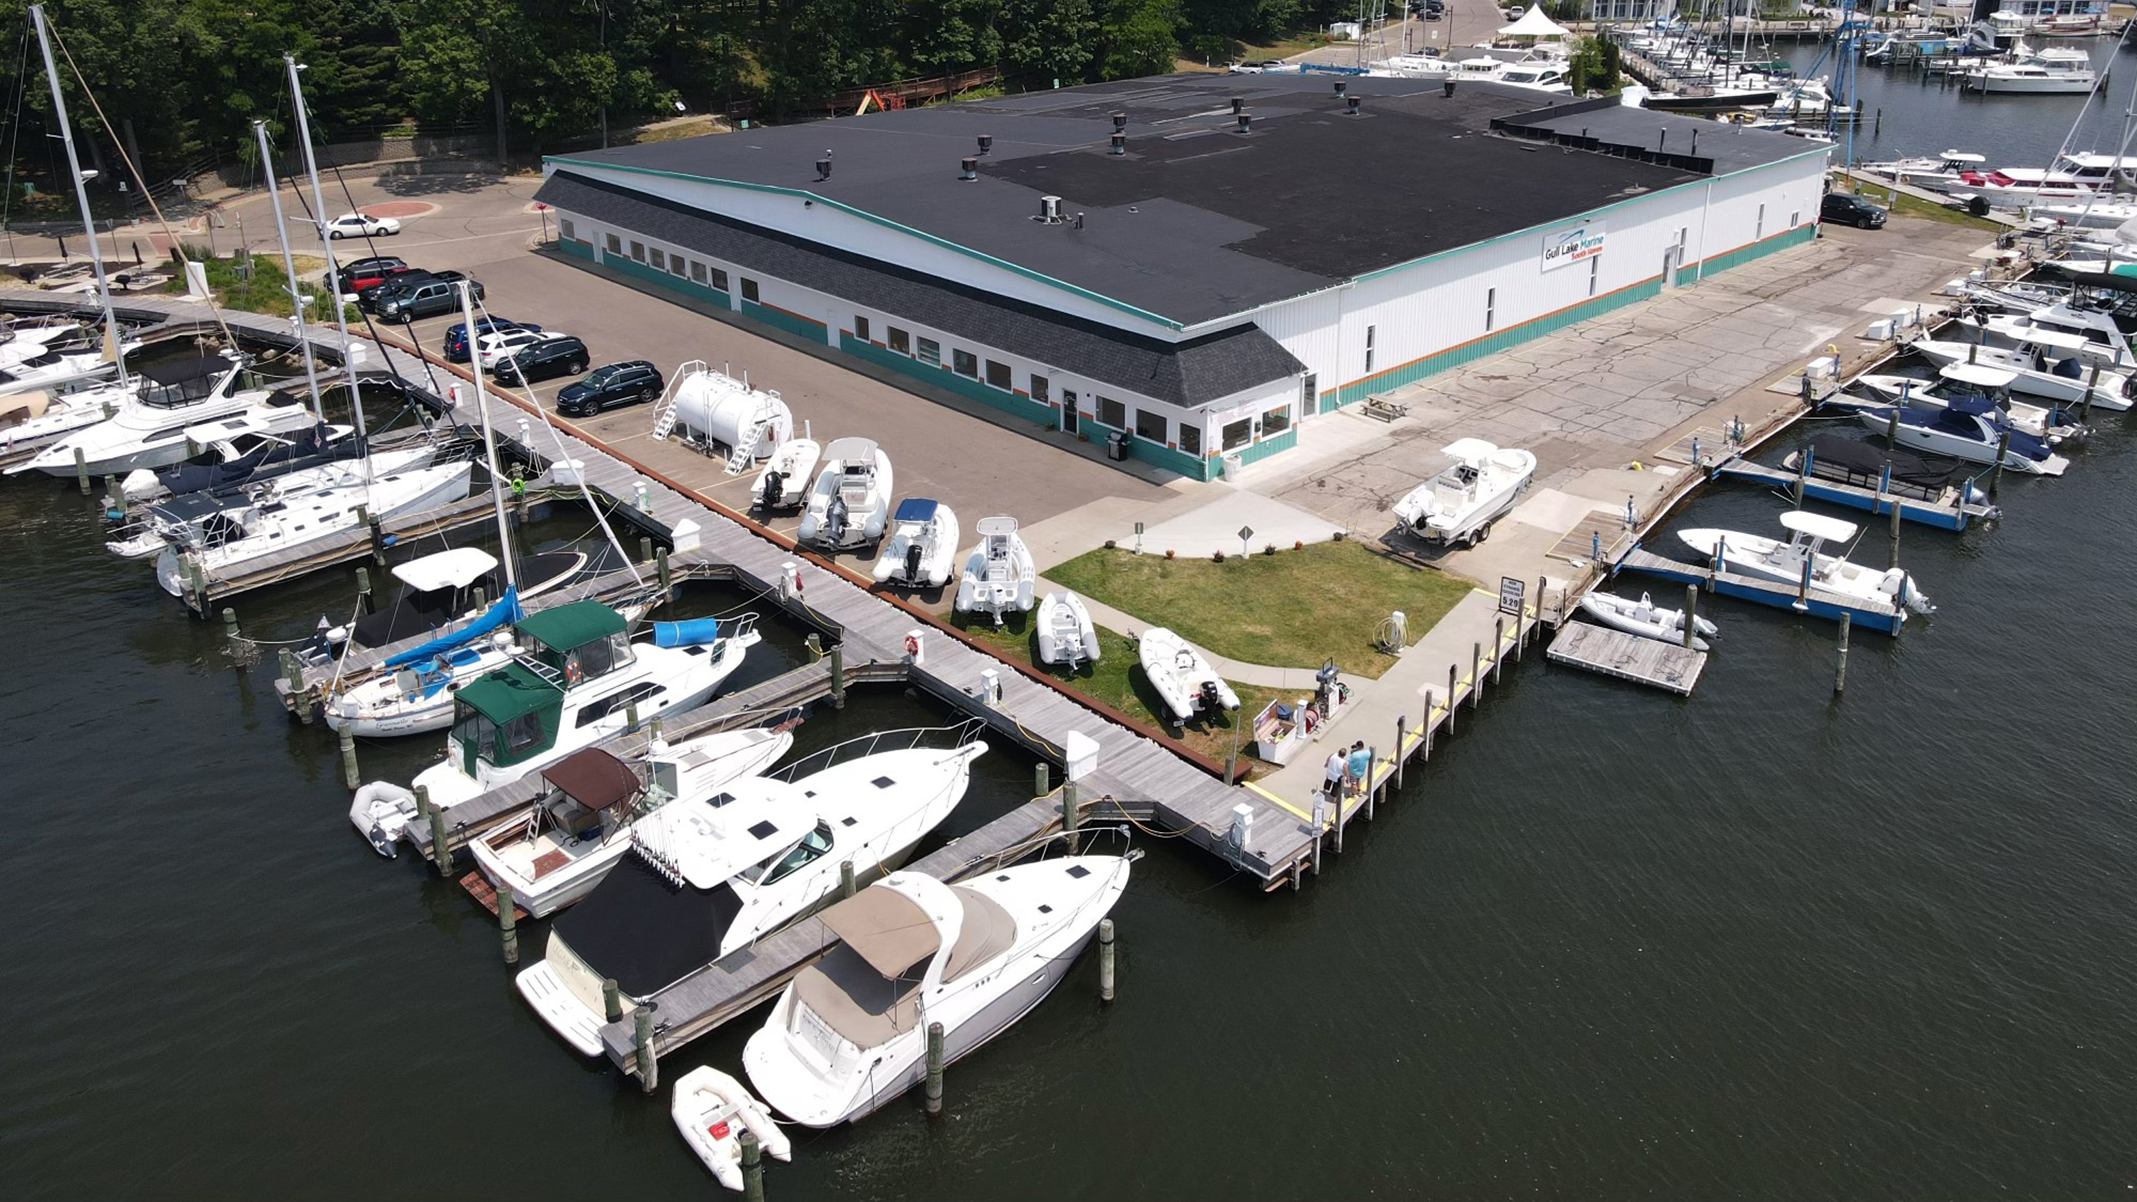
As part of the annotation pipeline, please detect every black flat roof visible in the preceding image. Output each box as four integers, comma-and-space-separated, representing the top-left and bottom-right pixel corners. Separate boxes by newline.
550, 73, 1819, 326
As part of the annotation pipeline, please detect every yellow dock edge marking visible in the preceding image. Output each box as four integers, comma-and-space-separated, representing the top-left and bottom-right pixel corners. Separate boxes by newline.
1245, 780, 1317, 823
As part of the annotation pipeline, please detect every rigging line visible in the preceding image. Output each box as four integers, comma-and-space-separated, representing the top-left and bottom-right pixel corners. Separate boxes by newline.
279, 167, 451, 407
48, 20, 236, 348
2, 21, 29, 235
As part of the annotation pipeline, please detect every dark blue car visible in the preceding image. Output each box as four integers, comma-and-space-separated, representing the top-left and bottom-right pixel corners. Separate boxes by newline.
443, 317, 541, 363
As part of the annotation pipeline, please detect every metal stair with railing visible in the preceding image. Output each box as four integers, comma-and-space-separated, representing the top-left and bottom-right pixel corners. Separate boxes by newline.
721, 390, 784, 475
649, 359, 706, 442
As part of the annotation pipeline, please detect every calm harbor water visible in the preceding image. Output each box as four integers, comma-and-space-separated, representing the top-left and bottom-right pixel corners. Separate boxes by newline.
8, 110, 2137, 1202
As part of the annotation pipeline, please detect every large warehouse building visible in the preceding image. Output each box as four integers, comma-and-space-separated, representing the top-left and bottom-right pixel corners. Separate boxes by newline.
535, 73, 1828, 480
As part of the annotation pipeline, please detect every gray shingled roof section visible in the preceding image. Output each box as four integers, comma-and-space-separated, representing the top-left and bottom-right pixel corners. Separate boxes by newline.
551, 73, 1800, 323
1491, 94, 1825, 174
536, 171, 1304, 408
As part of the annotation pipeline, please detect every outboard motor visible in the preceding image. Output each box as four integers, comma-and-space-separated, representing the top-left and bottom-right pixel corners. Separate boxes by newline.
824, 496, 848, 545
1197, 679, 1222, 714
759, 468, 783, 508
903, 542, 923, 583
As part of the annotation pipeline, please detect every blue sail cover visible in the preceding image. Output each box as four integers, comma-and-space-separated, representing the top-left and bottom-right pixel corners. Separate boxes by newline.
381, 587, 521, 668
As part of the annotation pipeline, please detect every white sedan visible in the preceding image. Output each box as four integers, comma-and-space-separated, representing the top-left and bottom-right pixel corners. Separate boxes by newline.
326, 212, 401, 239
476, 327, 558, 369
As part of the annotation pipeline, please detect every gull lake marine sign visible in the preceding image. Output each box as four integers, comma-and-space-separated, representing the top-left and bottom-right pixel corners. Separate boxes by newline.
1541, 220, 1607, 272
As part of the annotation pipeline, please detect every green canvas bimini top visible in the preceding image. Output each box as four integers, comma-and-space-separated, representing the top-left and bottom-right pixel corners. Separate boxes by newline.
457, 662, 561, 725
514, 600, 626, 653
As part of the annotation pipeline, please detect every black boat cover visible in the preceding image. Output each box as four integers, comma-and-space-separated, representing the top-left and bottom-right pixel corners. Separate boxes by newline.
550, 853, 744, 996
152, 424, 361, 497
1805, 432, 1954, 491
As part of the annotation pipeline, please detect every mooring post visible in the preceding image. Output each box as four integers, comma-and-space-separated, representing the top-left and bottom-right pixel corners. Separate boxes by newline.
1035, 761, 1049, 799
223, 607, 244, 671
498, 883, 519, 965
1683, 584, 1699, 651
1365, 744, 1378, 821
638, 535, 653, 566
1446, 665, 1458, 734
1990, 427, 2010, 497
624, 701, 639, 732
1470, 642, 1482, 709
428, 805, 451, 875
1334, 784, 1345, 855
1515, 599, 1526, 662
367, 515, 385, 565
740, 1129, 765, 1202
73, 445, 88, 494
633, 1006, 659, 1094
603, 977, 622, 1024
1061, 778, 1080, 845
656, 547, 672, 600
1885, 404, 1900, 445
185, 555, 209, 616
2083, 360, 2100, 423
1889, 492, 1902, 569
1797, 555, 1812, 609
278, 647, 298, 704
828, 642, 845, 709
355, 566, 373, 613
1492, 617, 1505, 684
839, 859, 856, 899
1422, 690, 1435, 761
1099, 917, 1116, 1003
1834, 612, 1851, 695
472, 586, 486, 611
1310, 799, 1325, 875
1395, 714, 1407, 791
925, 1021, 945, 1117
338, 726, 360, 790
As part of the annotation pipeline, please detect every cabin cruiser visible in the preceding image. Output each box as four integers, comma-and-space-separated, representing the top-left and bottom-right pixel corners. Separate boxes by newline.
1036, 591, 1101, 669
742, 855, 1132, 1127
952, 516, 1035, 623
1948, 153, 2137, 207
1391, 438, 1536, 547
872, 497, 959, 589
797, 437, 892, 549
8, 353, 310, 477
1954, 308, 2130, 366
1906, 337, 2131, 410
1968, 62, 2096, 94
1857, 396, 2068, 476
514, 726, 987, 1054
1677, 511, 1934, 617
1854, 365, 2084, 443
468, 728, 794, 919
117, 420, 358, 502
1138, 628, 1239, 724
347, 600, 762, 853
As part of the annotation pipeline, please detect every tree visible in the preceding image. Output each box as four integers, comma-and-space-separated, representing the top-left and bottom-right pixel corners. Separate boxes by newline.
1097, 0, 1179, 80
1001, 0, 1096, 86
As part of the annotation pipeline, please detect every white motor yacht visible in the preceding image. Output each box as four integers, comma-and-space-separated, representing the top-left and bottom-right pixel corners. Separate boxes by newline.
1857, 397, 2067, 475
8, 354, 309, 477
1907, 337, 2131, 410
1969, 63, 2096, 94
952, 516, 1035, 622
797, 437, 892, 549
1137, 627, 1238, 724
872, 497, 960, 589
1855, 366, 2083, 443
514, 726, 986, 1055
1677, 511, 1934, 616
468, 726, 794, 918
742, 855, 1132, 1127
1391, 438, 1537, 546
1860, 150, 1986, 190
348, 600, 762, 854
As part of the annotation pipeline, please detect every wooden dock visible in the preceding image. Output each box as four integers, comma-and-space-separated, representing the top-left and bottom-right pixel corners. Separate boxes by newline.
1546, 620, 1706, 696
1549, 509, 1636, 567
176, 492, 503, 613
1613, 546, 1908, 635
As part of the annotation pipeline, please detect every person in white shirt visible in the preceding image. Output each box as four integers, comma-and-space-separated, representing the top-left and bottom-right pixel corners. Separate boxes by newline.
1323, 749, 1347, 807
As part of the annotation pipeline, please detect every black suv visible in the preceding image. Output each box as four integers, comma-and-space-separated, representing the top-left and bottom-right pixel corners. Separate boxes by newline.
376, 272, 483, 323
357, 269, 434, 311
495, 334, 590, 384
556, 360, 663, 417
1821, 192, 1887, 230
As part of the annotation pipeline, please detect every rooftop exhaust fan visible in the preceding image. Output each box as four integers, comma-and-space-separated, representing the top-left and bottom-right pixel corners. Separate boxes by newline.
959, 156, 977, 181
1039, 195, 1063, 224
815, 157, 831, 181
1346, 95, 1361, 116
1230, 97, 1244, 115
1236, 112, 1252, 134
1443, 79, 1457, 98
1110, 131, 1126, 156
978, 133, 993, 155
1334, 80, 1348, 96
1112, 112, 1127, 131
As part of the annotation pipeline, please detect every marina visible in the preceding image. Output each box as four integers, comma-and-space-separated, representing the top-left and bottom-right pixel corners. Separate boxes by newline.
10, 9, 2137, 1198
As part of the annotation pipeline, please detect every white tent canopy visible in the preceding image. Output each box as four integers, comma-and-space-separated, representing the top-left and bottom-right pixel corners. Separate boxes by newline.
1500, 7, 1572, 39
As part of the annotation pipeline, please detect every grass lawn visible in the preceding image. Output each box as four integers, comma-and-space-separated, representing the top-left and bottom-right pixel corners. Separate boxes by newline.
952, 612, 1285, 771
1841, 178, 2003, 232
1045, 540, 1473, 678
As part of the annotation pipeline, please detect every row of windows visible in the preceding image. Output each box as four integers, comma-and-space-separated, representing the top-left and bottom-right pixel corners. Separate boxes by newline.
601, 230, 748, 298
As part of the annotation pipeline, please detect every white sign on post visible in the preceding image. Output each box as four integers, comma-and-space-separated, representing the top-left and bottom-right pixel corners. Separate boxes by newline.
1541, 219, 1607, 272
1498, 576, 1525, 616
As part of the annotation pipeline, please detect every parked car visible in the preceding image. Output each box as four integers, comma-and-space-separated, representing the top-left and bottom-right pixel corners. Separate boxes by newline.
443, 317, 540, 363
1821, 192, 1887, 229
357, 268, 437, 311
1231, 59, 1284, 73
326, 212, 401, 239
475, 326, 556, 369
338, 256, 408, 294
376, 272, 483, 322
556, 360, 663, 417
495, 335, 590, 385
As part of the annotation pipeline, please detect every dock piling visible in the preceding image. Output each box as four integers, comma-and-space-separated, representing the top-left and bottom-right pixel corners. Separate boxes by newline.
639, 536, 653, 567
222, 607, 243, 671
2082, 361, 2098, 422
73, 446, 88, 494
1683, 584, 1698, 651
624, 701, 639, 732
1795, 556, 1812, 611
1394, 715, 1407, 790
499, 883, 519, 965
185, 555, 208, 616
1493, 618, 1504, 684
1793, 448, 1808, 505
1310, 799, 1325, 875
828, 643, 845, 709
1061, 778, 1079, 845
603, 977, 622, 1023
1365, 744, 1378, 821
355, 566, 373, 613
839, 859, 856, 899
1470, 643, 1481, 709
278, 648, 298, 705
633, 1006, 658, 1094
1035, 762, 1049, 799
924, 1021, 945, 1117
740, 1129, 765, 1202
1098, 917, 1116, 1003
1888, 494, 1901, 569
656, 547, 672, 600
1991, 428, 2010, 497
1446, 666, 1457, 734
1834, 613, 1851, 695
1422, 691, 1434, 761
338, 726, 360, 790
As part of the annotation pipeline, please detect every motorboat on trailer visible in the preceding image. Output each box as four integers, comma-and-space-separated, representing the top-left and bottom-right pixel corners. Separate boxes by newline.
1676, 511, 1935, 617
752, 436, 819, 510
1856, 396, 2067, 476
1854, 365, 2085, 443
672, 1067, 793, 1190
1576, 591, 1718, 651
348, 600, 762, 854
7, 354, 310, 477
1905, 337, 2132, 410
953, 516, 1036, 623
1391, 438, 1536, 547
149, 459, 477, 597
797, 437, 892, 549
1035, 590, 1101, 669
515, 727, 986, 1055
742, 855, 1132, 1128
1860, 150, 1986, 190
1138, 627, 1239, 724
872, 497, 959, 589
118, 420, 358, 502
468, 728, 794, 919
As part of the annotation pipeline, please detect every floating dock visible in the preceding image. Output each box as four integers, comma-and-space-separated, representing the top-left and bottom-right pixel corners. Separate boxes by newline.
1546, 620, 1707, 695
1614, 547, 1907, 635
1710, 456, 1996, 532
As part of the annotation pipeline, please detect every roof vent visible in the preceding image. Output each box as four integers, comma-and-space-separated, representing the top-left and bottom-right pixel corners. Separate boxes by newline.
1112, 112, 1127, 132
1346, 95, 1361, 116
815, 156, 832, 181
977, 133, 993, 156
1109, 131, 1126, 156
1691, 129, 1699, 154
1334, 80, 1348, 96
1443, 79, 1457, 98
959, 156, 977, 181
1230, 97, 1245, 115
1039, 195, 1063, 224
1236, 111, 1252, 134
1657, 129, 1667, 151
1074, 212, 1085, 230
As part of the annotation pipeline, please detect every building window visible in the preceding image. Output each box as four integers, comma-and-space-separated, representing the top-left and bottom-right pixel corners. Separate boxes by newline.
1134, 409, 1166, 442
1300, 373, 1317, 411
917, 338, 940, 367
1756, 204, 1765, 240
1485, 287, 1496, 332
889, 327, 910, 355
711, 268, 729, 292
605, 233, 621, 255
953, 349, 979, 378
854, 315, 870, 343
1364, 324, 1376, 375
1262, 404, 1291, 436
1097, 396, 1126, 428
690, 261, 707, 285
670, 255, 687, 278
1221, 417, 1252, 451
741, 278, 760, 303
1790, 210, 1801, 229
1587, 255, 1599, 298
1180, 422, 1202, 456
559, 218, 576, 242
1030, 374, 1049, 403
985, 360, 1012, 390
649, 247, 665, 270
629, 240, 645, 262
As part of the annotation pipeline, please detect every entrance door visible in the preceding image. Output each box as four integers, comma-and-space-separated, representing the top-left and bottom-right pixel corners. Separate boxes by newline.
1061, 389, 1078, 434
1662, 245, 1682, 289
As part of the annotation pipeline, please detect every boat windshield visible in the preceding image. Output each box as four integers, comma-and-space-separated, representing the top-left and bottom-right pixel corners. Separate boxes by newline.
754, 821, 834, 887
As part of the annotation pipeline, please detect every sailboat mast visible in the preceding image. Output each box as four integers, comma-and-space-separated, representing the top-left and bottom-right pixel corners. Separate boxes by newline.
251, 121, 325, 422
28, 4, 124, 385
456, 279, 517, 592
284, 53, 367, 443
